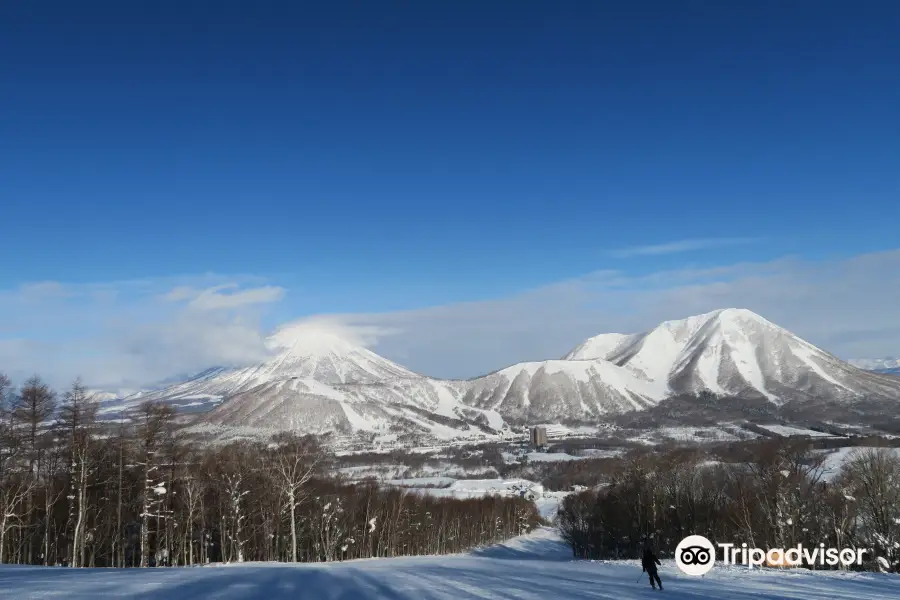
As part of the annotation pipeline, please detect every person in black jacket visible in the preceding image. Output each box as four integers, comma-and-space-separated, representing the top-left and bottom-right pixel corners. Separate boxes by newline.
642, 546, 663, 590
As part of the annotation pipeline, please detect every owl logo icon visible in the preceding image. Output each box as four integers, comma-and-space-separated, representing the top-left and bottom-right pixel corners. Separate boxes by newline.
675, 535, 716, 575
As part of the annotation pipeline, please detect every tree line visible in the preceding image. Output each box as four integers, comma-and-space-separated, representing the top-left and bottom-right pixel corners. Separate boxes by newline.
0, 374, 540, 567
557, 438, 900, 572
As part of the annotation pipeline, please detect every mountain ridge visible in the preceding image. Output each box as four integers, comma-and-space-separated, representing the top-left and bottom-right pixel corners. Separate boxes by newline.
848, 357, 900, 372
101, 308, 900, 438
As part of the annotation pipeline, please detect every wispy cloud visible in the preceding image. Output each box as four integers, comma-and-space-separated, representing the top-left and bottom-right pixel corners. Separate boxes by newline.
0, 276, 284, 390
320, 249, 900, 379
610, 237, 760, 258
16, 281, 72, 300
164, 283, 285, 310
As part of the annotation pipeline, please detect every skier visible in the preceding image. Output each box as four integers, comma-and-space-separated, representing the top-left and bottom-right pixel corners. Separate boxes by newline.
642, 545, 663, 590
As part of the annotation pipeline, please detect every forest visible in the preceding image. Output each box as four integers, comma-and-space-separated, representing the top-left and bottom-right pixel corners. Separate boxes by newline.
0, 374, 539, 567
557, 438, 900, 572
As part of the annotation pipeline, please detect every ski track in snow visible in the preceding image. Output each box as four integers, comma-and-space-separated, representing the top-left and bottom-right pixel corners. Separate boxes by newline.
2, 527, 896, 599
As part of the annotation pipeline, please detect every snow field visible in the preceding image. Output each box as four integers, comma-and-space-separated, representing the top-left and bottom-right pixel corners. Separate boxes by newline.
758, 424, 837, 438
626, 424, 759, 444
502, 451, 586, 463
384, 477, 569, 523
2, 527, 896, 599
817, 446, 900, 481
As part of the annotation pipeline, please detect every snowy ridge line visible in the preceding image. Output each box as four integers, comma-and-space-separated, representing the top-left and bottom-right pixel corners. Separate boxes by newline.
849, 357, 900, 370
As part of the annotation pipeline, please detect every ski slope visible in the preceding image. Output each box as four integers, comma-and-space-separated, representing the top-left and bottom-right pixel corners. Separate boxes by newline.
2, 527, 896, 599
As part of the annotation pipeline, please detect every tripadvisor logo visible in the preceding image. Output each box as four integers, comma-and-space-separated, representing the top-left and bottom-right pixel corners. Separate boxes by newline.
675, 535, 716, 576
674, 535, 869, 575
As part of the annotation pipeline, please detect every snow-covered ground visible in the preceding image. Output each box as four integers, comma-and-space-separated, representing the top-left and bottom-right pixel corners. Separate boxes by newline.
758, 424, 836, 438
384, 477, 568, 522
385, 476, 457, 488
502, 451, 586, 463
580, 448, 625, 458
405, 478, 542, 499
337, 462, 499, 482
818, 446, 900, 481
627, 425, 759, 445
3, 527, 896, 599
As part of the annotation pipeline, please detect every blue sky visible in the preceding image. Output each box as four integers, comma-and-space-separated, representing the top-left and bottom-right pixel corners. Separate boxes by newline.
1, 2, 899, 387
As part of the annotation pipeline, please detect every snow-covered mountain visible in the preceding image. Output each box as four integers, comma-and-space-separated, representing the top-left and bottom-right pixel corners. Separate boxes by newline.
126, 322, 498, 438
848, 357, 900, 370
125, 308, 900, 438
848, 357, 900, 377
460, 359, 664, 423
564, 309, 900, 403
88, 388, 144, 403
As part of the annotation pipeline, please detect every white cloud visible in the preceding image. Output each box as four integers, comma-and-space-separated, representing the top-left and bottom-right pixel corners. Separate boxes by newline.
0, 277, 284, 390
326, 249, 900, 379
609, 237, 759, 258
271, 315, 398, 350
16, 281, 72, 300
1, 249, 899, 391
164, 283, 285, 310
162, 286, 197, 302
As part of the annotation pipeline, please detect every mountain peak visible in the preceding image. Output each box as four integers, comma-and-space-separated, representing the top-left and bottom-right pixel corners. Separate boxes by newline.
655, 308, 776, 334
712, 307, 776, 325
564, 308, 776, 362
258, 320, 417, 384
713, 307, 761, 320
562, 307, 898, 402
268, 321, 368, 358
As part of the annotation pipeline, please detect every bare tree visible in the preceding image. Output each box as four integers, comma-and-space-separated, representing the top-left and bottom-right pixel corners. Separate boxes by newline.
0, 474, 33, 563
270, 433, 321, 562
180, 464, 204, 566
135, 401, 174, 567
39, 438, 65, 565
13, 376, 56, 472
215, 444, 257, 563
0, 372, 544, 567
841, 448, 900, 571
0, 374, 10, 419
11, 376, 56, 563
0, 377, 30, 564
58, 379, 99, 567
110, 416, 130, 568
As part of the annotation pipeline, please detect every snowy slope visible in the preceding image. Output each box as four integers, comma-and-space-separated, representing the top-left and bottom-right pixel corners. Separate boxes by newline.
462, 359, 664, 423
202, 375, 488, 439
564, 333, 638, 361
3, 527, 897, 600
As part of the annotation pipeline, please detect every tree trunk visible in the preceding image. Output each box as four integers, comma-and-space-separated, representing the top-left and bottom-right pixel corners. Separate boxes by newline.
289, 490, 297, 562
